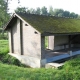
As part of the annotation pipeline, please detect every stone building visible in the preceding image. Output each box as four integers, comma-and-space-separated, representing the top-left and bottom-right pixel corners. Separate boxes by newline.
5, 13, 80, 68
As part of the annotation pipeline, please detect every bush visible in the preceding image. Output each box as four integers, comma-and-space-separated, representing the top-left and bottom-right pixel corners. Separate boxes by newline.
2, 54, 26, 67
0, 40, 26, 67
63, 55, 80, 70
0, 33, 8, 40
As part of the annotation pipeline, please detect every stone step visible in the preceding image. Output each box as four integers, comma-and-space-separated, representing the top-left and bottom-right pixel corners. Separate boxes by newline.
45, 62, 64, 68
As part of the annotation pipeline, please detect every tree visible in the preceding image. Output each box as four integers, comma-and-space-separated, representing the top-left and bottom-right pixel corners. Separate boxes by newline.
41, 6, 48, 15
0, 0, 10, 37
78, 15, 80, 19
49, 6, 54, 16
15, 6, 79, 18
74, 14, 78, 18
26, 9, 30, 14
53, 9, 64, 17
58, 13, 64, 17
15, 7, 27, 13
15, 7, 36, 14
70, 12, 78, 18
58, 9, 64, 17
0, 0, 10, 27
36, 7, 41, 15
30, 8, 36, 14
63, 11, 70, 17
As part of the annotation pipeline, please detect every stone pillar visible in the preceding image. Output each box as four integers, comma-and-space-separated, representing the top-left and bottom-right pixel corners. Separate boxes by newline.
48, 36, 54, 50
41, 36, 45, 59
41, 36, 47, 67
68, 51, 72, 56
8, 28, 14, 53
8, 30, 12, 53
40, 59, 47, 67
20, 20, 23, 55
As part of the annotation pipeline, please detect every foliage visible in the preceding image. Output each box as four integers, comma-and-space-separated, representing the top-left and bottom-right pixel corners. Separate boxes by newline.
0, 0, 10, 27
0, 33, 8, 39
0, 56, 80, 80
30, 8, 36, 14
63, 11, 70, 17
0, 28, 8, 39
49, 6, 54, 16
0, 40, 26, 67
41, 6, 48, 15
53, 9, 64, 17
36, 7, 41, 15
2, 54, 27, 67
15, 6, 79, 18
15, 7, 27, 13
70, 12, 78, 18
45, 36, 48, 48
63, 55, 80, 70
0, 0, 10, 37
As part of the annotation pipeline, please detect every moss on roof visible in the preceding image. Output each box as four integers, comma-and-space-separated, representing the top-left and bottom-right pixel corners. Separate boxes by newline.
17, 13, 80, 34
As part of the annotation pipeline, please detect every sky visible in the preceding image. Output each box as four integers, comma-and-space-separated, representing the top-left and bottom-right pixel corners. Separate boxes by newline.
8, 0, 80, 14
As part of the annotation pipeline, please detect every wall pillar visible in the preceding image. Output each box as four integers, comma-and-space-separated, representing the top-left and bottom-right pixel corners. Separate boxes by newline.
41, 36, 45, 59
41, 36, 47, 67
20, 20, 23, 55
69, 35, 71, 50
8, 31, 12, 53
9, 28, 14, 53
40, 59, 47, 67
48, 36, 54, 50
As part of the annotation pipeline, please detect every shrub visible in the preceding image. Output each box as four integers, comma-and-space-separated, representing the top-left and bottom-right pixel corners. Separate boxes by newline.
2, 54, 26, 67
0, 40, 26, 67
63, 55, 80, 70
0, 34, 8, 40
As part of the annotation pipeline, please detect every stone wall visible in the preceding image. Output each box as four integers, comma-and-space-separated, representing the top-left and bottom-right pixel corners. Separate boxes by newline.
48, 36, 69, 50
22, 21, 41, 59
8, 18, 46, 67
11, 19, 20, 54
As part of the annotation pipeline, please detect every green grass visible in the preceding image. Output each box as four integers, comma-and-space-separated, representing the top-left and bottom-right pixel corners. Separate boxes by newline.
0, 64, 56, 80
0, 40, 9, 55
0, 57, 80, 80
0, 40, 26, 67
0, 40, 80, 80
45, 36, 48, 48
63, 56, 80, 70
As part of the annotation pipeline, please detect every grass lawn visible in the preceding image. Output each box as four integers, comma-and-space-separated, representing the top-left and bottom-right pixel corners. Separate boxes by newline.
0, 63, 57, 80
0, 40, 80, 80
0, 57, 80, 80
0, 40, 9, 55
